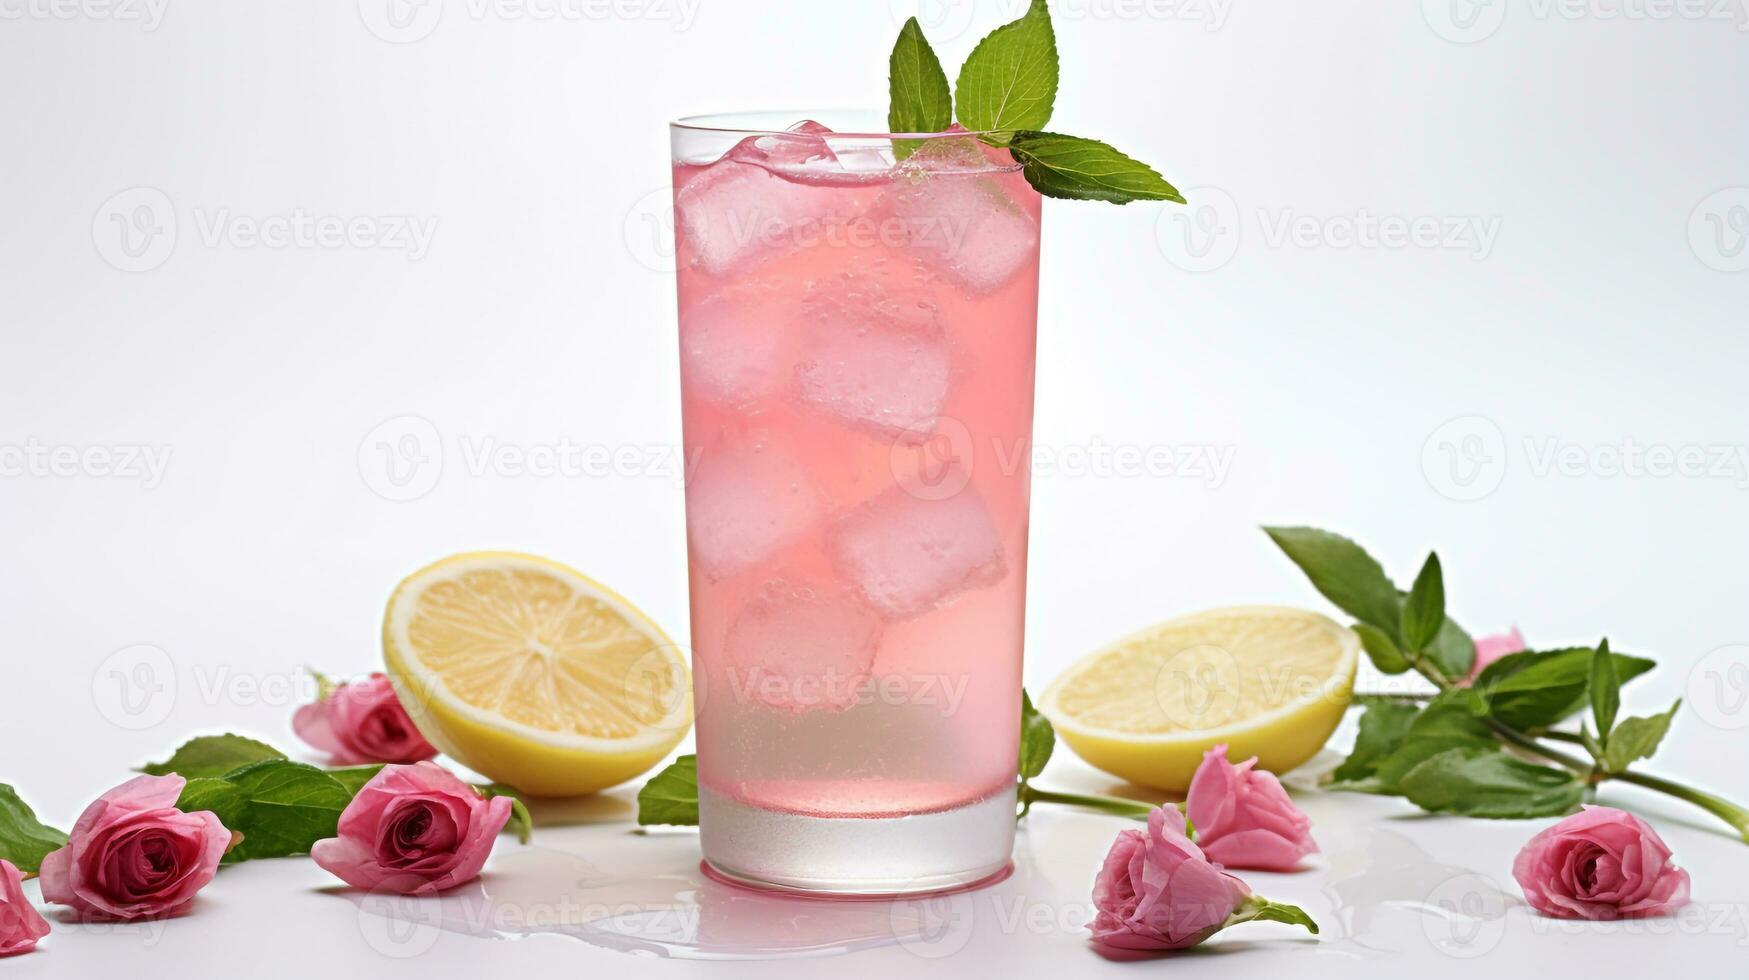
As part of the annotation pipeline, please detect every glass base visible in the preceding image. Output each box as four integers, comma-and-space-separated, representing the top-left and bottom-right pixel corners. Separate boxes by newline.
698, 784, 1017, 896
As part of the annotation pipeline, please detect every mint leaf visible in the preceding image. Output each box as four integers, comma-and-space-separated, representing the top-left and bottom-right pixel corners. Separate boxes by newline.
1352, 624, 1409, 674
1399, 746, 1583, 818
1330, 700, 1420, 786
1019, 689, 1055, 780
1004, 132, 1184, 204
1473, 647, 1654, 730
1226, 894, 1319, 935
1365, 694, 1499, 790
327, 765, 384, 797
478, 784, 534, 844
1425, 616, 1477, 683
1401, 553, 1445, 654
889, 17, 952, 140
954, 0, 1057, 134
1264, 527, 1404, 640
219, 760, 352, 861
637, 755, 699, 827
1601, 700, 1680, 774
140, 734, 287, 778
0, 784, 68, 874
176, 777, 251, 833
1590, 639, 1620, 741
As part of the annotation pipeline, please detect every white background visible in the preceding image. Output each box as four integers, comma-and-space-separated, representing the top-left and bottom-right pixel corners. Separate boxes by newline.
3, 1, 1748, 977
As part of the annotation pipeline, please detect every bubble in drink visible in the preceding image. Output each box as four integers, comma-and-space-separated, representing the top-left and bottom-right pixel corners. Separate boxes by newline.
685, 440, 820, 580
795, 287, 951, 440
828, 477, 1005, 620
724, 576, 882, 713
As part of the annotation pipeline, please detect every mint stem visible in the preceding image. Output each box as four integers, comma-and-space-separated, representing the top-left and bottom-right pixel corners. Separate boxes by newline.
1608, 770, 1749, 844
1022, 785, 1158, 820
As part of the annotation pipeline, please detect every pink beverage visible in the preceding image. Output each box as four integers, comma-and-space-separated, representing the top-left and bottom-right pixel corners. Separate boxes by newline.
670, 113, 1040, 894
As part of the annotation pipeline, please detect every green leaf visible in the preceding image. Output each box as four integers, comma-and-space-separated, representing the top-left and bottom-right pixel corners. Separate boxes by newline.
1226, 895, 1320, 935
1601, 701, 1680, 774
1368, 695, 1500, 790
1264, 527, 1404, 642
1019, 689, 1056, 781
889, 17, 953, 156
1399, 746, 1584, 819
175, 777, 251, 832
1401, 553, 1445, 654
140, 734, 287, 778
954, 0, 1057, 134
1424, 616, 1477, 683
637, 755, 699, 827
1353, 624, 1409, 674
478, 784, 534, 844
1590, 639, 1620, 741
327, 765, 385, 797
1004, 131, 1184, 204
0, 784, 69, 874
1473, 647, 1654, 730
219, 760, 352, 861
1330, 701, 1420, 786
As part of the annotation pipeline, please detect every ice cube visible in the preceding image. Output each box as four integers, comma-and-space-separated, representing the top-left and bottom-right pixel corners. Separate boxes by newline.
886, 172, 1039, 293
794, 287, 951, 440
675, 161, 838, 277
685, 441, 819, 580
827, 478, 1005, 620
724, 576, 882, 712
679, 291, 793, 408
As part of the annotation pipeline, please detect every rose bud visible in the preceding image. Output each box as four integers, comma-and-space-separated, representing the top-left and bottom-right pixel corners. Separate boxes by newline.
0, 860, 51, 956
39, 775, 228, 921
311, 762, 512, 895
294, 672, 438, 766
1088, 805, 1251, 951
1461, 627, 1526, 685
1185, 744, 1317, 871
1512, 806, 1691, 920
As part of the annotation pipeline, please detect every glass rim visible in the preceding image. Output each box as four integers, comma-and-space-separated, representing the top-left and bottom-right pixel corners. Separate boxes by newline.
671, 109, 1002, 141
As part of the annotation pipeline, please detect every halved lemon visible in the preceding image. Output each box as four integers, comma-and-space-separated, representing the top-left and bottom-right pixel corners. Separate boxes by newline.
383, 552, 691, 797
1039, 606, 1358, 792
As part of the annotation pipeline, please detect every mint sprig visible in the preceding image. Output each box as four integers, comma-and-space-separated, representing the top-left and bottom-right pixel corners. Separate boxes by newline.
886, 1, 1182, 206
1271, 526, 1749, 841
140, 733, 287, 778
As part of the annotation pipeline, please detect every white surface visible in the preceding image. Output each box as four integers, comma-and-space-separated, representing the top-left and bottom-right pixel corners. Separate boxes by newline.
4, 1, 1749, 977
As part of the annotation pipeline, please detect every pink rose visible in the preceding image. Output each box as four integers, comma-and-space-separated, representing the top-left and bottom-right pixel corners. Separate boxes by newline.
1462, 627, 1526, 685
311, 762, 511, 895
294, 673, 438, 766
0, 860, 50, 957
1186, 744, 1317, 871
1512, 806, 1691, 920
1088, 805, 1252, 951
39, 774, 228, 921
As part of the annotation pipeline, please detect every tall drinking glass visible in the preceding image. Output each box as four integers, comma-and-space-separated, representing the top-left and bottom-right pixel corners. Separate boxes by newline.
670, 111, 1041, 894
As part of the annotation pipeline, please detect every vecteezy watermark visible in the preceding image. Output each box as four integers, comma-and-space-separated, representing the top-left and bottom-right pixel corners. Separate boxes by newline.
1424, 0, 1749, 43
1157, 189, 1502, 272
724, 667, 972, 717
0, 439, 173, 488
1689, 188, 1749, 273
1688, 644, 1749, 731
1422, 415, 1509, 503
888, 0, 1234, 40
1422, 417, 1749, 501
357, 0, 702, 42
92, 188, 438, 271
91, 644, 178, 730
624, 186, 676, 274
889, 421, 1238, 499
357, 415, 702, 502
0, 0, 170, 30
1420, 872, 1510, 958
